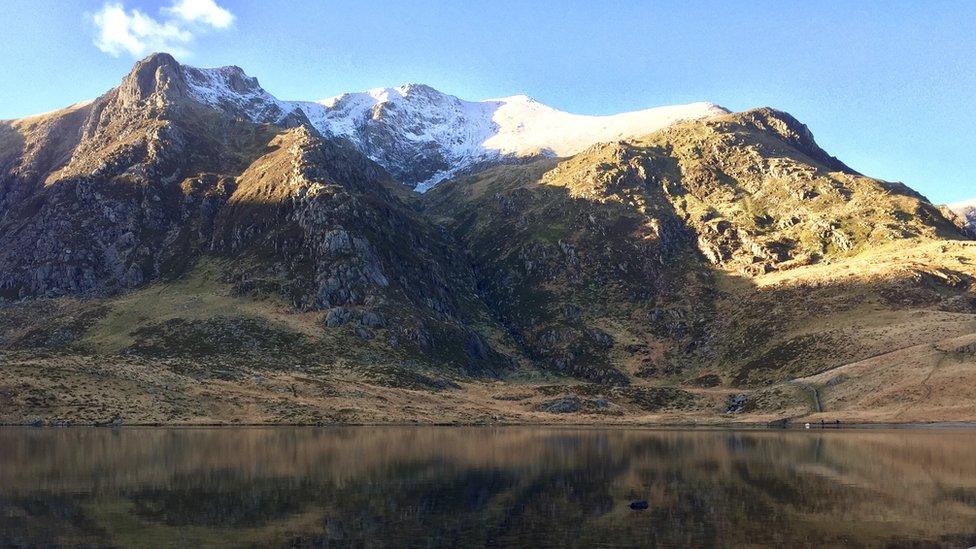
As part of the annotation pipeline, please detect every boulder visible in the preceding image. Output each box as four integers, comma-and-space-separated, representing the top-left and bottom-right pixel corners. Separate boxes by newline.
540, 395, 582, 414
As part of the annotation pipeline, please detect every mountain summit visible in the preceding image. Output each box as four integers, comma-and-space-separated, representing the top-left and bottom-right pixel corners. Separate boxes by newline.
100, 54, 726, 191
291, 86, 726, 190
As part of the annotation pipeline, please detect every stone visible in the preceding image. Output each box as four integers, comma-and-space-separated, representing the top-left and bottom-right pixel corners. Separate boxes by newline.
324, 307, 353, 327
726, 393, 748, 413
687, 373, 722, 388
465, 332, 488, 361
587, 328, 614, 349
540, 395, 582, 414
360, 310, 386, 328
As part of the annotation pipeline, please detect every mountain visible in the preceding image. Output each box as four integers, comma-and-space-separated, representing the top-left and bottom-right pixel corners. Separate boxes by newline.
0, 53, 509, 375
1, 53, 974, 426
950, 198, 976, 234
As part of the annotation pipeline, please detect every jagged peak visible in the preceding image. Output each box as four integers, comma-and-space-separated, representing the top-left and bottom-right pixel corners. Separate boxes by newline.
394, 83, 441, 96
132, 52, 181, 71
183, 64, 262, 93
949, 198, 976, 235
355, 83, 460, 105
719, 107, 857, 174
116, 51, 187, 107
14, 56, 745, 192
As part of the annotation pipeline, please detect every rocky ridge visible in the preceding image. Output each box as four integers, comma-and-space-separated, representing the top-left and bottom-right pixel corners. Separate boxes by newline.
73, 56, 725, 191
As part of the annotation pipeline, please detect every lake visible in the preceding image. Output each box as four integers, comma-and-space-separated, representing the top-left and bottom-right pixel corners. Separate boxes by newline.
1, 426, 975, 547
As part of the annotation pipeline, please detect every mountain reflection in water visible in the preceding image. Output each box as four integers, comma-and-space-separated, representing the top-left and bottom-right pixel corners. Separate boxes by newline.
1, 427, 975, 547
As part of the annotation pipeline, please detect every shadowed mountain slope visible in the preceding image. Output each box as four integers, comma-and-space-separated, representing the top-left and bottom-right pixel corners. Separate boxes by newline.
423, 108, 973, 389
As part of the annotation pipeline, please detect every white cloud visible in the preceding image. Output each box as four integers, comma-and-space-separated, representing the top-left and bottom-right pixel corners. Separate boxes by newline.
90, 0, 235, 58
165, 0, 234, 29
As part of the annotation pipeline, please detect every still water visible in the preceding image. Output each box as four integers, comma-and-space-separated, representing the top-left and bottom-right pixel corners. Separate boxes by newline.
1, 426, 975, 547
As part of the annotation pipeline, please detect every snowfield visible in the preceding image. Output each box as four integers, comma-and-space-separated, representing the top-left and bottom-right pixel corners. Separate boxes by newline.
181, 65, 726, 191
949, 198, 976, 231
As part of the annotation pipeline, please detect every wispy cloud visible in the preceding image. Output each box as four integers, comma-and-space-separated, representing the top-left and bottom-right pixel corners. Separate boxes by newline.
165, 0, 234, 29
90, 0, 235, 58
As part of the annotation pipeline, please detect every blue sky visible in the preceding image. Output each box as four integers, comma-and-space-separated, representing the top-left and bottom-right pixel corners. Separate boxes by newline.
1, 0, 973, 203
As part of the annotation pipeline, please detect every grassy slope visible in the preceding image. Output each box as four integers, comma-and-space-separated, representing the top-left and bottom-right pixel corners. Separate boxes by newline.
2, 240, 974, 425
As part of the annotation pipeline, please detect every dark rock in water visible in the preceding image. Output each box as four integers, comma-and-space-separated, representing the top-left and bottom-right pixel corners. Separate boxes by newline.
629, 500, 649, 510
540, 395, 582, 414
726, 393, 748, 413
93, 415, 125, 427
25, 419, 43, 427
767, 418, 790, 428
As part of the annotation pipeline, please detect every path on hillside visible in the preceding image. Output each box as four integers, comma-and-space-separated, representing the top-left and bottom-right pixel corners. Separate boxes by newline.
893, 344, 948, 420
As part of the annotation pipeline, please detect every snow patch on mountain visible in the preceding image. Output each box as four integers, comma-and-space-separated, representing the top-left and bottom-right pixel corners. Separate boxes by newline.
292, 85, 726, 191
481, 95, 723, 157
175, 63, 726, 191
949, 198, 976, 233
182, 65, 296, 124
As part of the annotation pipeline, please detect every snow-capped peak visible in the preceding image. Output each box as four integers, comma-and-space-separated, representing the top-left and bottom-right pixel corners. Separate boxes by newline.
949, 197, 976, 211
182, 65, 297, 125
175, 59, 727, 191
292, 85, 726, 191
949, 197, 976, 233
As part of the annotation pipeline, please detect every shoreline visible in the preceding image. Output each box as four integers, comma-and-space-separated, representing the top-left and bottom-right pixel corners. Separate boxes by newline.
4, 420, 976, 429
